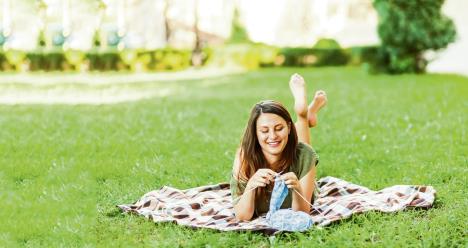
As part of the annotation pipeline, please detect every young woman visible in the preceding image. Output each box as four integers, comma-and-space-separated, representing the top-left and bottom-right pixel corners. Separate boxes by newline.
230, 73, 327, 221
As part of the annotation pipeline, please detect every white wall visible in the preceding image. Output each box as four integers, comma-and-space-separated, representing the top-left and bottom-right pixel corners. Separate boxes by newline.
427, 0, 468, 76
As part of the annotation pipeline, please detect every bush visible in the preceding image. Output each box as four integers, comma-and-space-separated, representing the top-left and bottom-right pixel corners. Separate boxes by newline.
86, 49, 123, 71
313, 38, 341, 49
255, 44, 279, 67
207, 44, 261, 70
64, 49, 86, 71
140, 48, 191, 71
1, 48, 192, 72
28, 49, 84, 71
279, 43, 349, 67
0, 49, 11, 70
5, 50, 27, 71
347, 46, 380, 67
373, 0, 456, 74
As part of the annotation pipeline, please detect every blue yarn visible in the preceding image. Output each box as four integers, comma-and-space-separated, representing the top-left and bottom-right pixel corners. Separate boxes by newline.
266, 176, 313, 232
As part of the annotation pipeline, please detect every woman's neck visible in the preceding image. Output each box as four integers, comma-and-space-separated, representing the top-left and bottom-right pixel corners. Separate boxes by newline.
263, 152, 281, 170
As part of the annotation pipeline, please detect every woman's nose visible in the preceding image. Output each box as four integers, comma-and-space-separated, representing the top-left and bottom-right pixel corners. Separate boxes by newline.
269, 130, 278, 138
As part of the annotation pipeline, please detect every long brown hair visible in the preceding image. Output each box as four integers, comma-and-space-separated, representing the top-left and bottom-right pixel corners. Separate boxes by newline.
236, 100, 298, 202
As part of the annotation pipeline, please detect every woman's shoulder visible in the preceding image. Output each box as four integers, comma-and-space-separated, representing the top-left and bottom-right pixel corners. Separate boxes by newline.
297, 142, 316, 157
293, 142, 319, 179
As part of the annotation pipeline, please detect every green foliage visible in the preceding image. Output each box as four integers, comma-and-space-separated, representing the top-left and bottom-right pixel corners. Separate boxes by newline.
139, 48, 191, 71
156, 49, 191, 71
27, 49, 67, 71
87, 49, 123, 71
313, 38, 341, 49
84, 48, 192, 72
346, 46, 381, 69
373, 0, 456, 73
5, 50, 27, 71
0, 48, 192, 72
228, 9, 250, 44
0, 49, 7, 70
37, 30, 47, 48
279, 45, 349, 67
280, 47, 315, 66
207, 44, 261, 69
64, 49, 86, 71
256, 44, 280, 67
207, 43, 279, 69
92, 30, 102, 48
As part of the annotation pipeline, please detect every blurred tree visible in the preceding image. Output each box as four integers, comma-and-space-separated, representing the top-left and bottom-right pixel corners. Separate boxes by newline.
228, 8, 250, 44
92, 0, 107, 48
164, 0, 172, 45
191, 0, 203, 67
36, 0, 47, 46
373, 0, 456, 73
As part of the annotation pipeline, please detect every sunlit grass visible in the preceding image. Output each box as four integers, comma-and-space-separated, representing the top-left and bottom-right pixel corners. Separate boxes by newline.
0, 67, 466, 247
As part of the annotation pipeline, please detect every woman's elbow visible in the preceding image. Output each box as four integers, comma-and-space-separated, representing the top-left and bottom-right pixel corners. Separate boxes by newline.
233, 208, 253, 221
234, 213, 252, 221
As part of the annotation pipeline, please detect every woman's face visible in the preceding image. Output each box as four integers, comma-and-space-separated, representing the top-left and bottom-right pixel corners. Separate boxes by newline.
256, 113, 290, 158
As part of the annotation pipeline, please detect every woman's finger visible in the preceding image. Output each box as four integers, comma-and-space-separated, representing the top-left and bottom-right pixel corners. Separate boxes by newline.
280, 173, 291, 180
257, 177, 269, 185
281, 172, 297, 181
263, 169, 277, 176
257, 170, 268, 178
259, 173, 274, 182
285, 179, 295, 185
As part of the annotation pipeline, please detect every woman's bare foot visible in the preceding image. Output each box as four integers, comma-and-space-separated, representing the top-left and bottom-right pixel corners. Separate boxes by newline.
289, 73, 308, 118
308, 90, 327, 127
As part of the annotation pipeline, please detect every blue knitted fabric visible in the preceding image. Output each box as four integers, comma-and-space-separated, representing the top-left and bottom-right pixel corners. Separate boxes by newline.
265, 176, 313, 232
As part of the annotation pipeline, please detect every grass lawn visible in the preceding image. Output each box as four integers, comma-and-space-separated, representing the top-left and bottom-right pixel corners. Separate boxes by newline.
0, 67, 466, 247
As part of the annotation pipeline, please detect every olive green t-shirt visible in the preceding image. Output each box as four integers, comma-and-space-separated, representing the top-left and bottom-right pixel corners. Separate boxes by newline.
230, 142, 319, 216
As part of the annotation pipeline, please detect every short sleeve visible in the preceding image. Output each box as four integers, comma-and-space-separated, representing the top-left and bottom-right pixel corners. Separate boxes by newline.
296, 142, 319, 179
230, 174, 247, 204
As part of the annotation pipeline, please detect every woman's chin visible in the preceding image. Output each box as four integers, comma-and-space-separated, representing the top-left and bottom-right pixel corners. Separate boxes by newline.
263, 147, 284, 156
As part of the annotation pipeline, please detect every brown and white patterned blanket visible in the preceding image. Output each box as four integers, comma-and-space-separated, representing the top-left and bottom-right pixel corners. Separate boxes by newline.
117, 176, 435, 232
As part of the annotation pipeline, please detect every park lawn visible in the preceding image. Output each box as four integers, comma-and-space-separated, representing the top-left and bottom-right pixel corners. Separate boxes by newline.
0, 67, 466, 247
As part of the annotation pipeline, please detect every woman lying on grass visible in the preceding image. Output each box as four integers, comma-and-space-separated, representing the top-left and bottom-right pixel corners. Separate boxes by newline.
230, 73, 327, 221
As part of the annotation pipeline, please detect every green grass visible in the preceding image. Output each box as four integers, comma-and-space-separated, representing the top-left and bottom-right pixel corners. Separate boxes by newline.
0, 67, 467, 247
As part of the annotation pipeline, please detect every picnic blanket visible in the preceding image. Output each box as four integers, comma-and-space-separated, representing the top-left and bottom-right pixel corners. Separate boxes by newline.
117, 176, 435, 232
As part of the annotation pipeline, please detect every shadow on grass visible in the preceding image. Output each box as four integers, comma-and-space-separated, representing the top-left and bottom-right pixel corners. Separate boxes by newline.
431, 197, 444, 209
105, 208, 125, 218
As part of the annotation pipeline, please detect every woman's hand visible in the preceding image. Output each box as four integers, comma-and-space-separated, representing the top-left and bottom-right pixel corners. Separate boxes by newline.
246, 169, 276, 190
280, 172, 302, 191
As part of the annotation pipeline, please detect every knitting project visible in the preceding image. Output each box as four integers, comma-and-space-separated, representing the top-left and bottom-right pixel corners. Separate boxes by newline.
265, 176, 313, 231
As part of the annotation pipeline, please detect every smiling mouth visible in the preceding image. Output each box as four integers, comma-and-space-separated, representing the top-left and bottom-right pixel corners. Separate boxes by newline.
267, 141, 281, 147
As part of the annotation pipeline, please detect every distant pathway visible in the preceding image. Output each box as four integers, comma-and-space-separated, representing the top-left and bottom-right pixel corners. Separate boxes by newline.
0, 67, 245, 105
0, 68, 245, 105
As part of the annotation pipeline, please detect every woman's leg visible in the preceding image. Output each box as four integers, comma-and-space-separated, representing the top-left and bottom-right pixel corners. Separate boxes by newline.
304, 91, 327, 146
308, 91, 327, 128
289, 74, 327, 146
289, 74, 310, 145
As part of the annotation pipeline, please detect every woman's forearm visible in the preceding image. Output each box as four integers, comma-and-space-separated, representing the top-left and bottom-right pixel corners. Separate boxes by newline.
291, 186, 313, 213
233, 189, 256, 221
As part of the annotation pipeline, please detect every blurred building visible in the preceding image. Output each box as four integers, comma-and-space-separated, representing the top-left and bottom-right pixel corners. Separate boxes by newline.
237, 0, 378, 47
0, 0, 466, 75
426, 0, 468, 76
